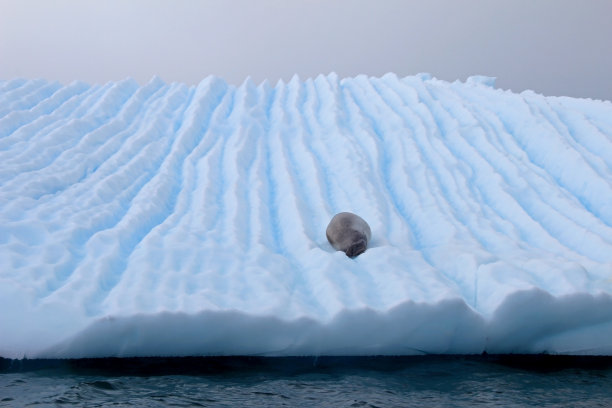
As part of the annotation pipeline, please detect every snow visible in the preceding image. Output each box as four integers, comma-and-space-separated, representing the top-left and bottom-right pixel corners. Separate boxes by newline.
1, 73, 612, 359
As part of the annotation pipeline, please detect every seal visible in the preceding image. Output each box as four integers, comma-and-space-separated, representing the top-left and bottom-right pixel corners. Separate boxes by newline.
326, 212, 371, 257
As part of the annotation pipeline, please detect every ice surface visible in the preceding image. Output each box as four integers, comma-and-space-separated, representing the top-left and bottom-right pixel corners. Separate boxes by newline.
466, 75, 496, 88
1, 73, 612, 358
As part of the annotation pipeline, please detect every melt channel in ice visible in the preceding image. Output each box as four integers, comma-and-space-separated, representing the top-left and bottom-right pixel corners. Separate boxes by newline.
1, 73, 612, 358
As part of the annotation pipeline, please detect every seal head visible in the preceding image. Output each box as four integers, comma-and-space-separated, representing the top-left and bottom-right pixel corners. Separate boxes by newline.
326, 212, 371, 258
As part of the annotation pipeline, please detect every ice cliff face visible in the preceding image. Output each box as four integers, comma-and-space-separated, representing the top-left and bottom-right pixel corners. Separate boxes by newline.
1, 73, 612, 358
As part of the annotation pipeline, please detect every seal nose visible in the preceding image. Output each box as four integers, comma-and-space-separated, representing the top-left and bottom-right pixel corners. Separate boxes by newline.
345, 240, 366, 258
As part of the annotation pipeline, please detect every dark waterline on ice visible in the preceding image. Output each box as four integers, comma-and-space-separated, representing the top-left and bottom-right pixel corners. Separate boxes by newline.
2, 355, 612, 407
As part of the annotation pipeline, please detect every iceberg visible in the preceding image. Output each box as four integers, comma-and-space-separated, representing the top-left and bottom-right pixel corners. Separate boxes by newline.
1, 73, 612, 358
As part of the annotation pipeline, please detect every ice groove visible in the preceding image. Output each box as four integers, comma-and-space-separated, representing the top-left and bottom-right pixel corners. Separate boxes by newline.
424, 81, 585, 258
453, 84, 612, 259
2, 75, 612, 358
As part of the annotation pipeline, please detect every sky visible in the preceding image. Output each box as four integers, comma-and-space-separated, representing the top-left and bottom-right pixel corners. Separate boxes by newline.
1, 0, 611, 101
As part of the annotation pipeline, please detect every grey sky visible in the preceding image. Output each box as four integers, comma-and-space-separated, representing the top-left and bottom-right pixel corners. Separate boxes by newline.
1, 0, 611, 100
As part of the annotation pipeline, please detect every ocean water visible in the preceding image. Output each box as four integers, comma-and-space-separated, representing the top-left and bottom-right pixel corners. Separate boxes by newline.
1, 356, 611, 407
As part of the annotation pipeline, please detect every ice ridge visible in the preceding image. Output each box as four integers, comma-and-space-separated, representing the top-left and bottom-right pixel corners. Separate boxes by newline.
1, 74, 612, 358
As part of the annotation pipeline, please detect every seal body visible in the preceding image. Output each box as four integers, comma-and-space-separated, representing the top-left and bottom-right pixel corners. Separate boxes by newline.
326, 212, 371, 257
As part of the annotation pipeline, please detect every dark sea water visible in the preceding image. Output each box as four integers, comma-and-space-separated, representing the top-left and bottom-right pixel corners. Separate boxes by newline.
1, 356, 612, 407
